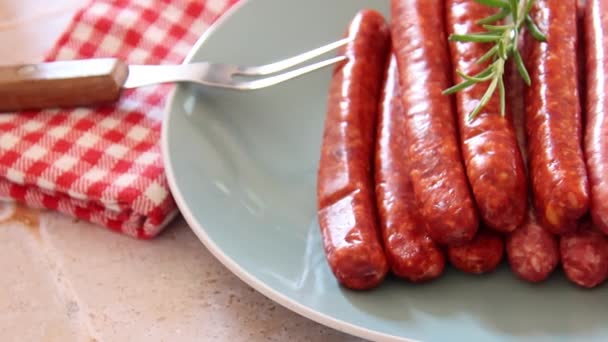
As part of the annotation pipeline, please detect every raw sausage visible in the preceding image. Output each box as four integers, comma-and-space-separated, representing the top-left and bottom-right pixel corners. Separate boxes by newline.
561, 0, 608, 289
316, 10, 390, 290
525, 0, 589, 235
444, 0, 512, 274
584, 0, 608, 235
445, 0, 527, 233
561, 221, 608, 288
390, 0, 479, 246
375, 54, 446, 282
448, 228, 504, 275
526, 0, 589, 235
506, 210, 560, 282
505, 57, 560, 283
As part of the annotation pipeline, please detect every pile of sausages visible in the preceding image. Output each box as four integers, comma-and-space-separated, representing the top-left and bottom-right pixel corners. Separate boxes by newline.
316, 0, 608, 290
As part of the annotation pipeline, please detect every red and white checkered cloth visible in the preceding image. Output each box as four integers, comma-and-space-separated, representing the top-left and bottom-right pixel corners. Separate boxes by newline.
1, 0, 238, 238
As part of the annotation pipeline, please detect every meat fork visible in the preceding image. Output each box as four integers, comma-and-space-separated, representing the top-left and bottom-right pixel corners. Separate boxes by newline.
0, 37, 351, 112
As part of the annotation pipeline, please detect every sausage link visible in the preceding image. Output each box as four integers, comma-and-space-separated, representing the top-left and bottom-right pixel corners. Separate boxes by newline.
584, 0, 608, 235
316, 10, 390, 291
445, 0, 527, 233
390, 0, 479, 246
525, 0, 589, 235
506, 209, 560, 282
560, 0, 608, 290
375, 54, 446, 283
561, 221, 608, 288
448, 229, 504, 275
505, 58, 560, 283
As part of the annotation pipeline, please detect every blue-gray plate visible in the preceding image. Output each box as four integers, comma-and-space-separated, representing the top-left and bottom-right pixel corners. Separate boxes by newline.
161, 0, 608, 341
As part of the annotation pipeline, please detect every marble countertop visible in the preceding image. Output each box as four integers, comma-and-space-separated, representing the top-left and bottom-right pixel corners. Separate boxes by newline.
0, 1, 365, 341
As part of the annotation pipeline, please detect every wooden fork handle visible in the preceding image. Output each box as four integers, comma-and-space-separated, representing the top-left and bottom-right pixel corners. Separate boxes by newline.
0, 58, 128, 113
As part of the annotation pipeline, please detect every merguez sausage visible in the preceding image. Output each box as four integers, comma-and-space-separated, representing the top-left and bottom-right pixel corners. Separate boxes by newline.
375, 54, 446, 282
390, 0, 479, 246
445, 0, 527, 233
560, 221, 608, 288
506, 210, 560, 282
316, 10, 390, 290
505, 59, 560, 283
559, 0, 608, 289
584, 0, 608, 235
448, 228, 504, 274
525, 0, 589, 235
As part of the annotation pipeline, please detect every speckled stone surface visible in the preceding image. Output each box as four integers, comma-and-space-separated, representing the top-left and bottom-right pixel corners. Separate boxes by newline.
0, 225, 89, 341
0, 207, 365, 341
0, 1, 367, 340
39, 213, 364, 341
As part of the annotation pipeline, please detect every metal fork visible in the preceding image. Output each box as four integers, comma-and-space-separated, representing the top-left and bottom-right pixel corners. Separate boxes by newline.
124, 37, 351, 90
0, 37, 351, 112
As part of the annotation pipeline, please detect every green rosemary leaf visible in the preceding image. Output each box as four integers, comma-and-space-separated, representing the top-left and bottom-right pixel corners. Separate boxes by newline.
442, 79, 476, 95
525, 15, 547, 42
457, 66, 494, 82
498, 76, 506, 117
510, 0, 519, 23
525, 0, 535, 15
482, 24, 511, 32
511, 27, 519, 53
469, 77, 499, 120
477, 8, 511, 25
474, 0, 511, 9
514, 49, 531, 85
449, 33, 502, 43
476, 45, 499, 64
498, 40, 508, 59
444, 0, 546, 121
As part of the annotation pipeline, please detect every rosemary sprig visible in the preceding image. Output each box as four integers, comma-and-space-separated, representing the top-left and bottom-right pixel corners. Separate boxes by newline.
442, 0, 546, 121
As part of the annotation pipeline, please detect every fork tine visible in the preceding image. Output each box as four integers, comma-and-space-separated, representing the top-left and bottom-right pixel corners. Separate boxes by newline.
231, 55, 347, 90
235, 37, 352, 76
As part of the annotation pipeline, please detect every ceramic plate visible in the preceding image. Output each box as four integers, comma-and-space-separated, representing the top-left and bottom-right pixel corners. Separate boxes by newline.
161, 0, 608, 341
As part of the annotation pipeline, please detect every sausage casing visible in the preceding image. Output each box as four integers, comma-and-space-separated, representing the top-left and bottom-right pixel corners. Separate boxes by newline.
525, 0, 589, 235
505, 57, 560, 283
316, 10, 390, 290
448, 229, 504, 275
390, 0, 479, 246
560, 0, 608, 290
506, 209, 560, 282
561, 221, 608, 288
584, 0, 608, 235
375, 54, 446, 283
445, 0, 527, 233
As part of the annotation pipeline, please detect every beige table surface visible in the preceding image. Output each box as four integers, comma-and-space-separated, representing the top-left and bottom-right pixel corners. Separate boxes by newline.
0, 1, 366, 341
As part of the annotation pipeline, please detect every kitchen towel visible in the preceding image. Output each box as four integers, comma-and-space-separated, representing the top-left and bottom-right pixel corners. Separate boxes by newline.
0, 0, 238, 238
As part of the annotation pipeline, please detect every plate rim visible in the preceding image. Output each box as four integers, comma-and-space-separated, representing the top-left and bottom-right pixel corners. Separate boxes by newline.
160, 1, 414, 341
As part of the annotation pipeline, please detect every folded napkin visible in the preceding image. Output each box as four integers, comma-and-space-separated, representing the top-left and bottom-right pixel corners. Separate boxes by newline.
0, 0, 238, 238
